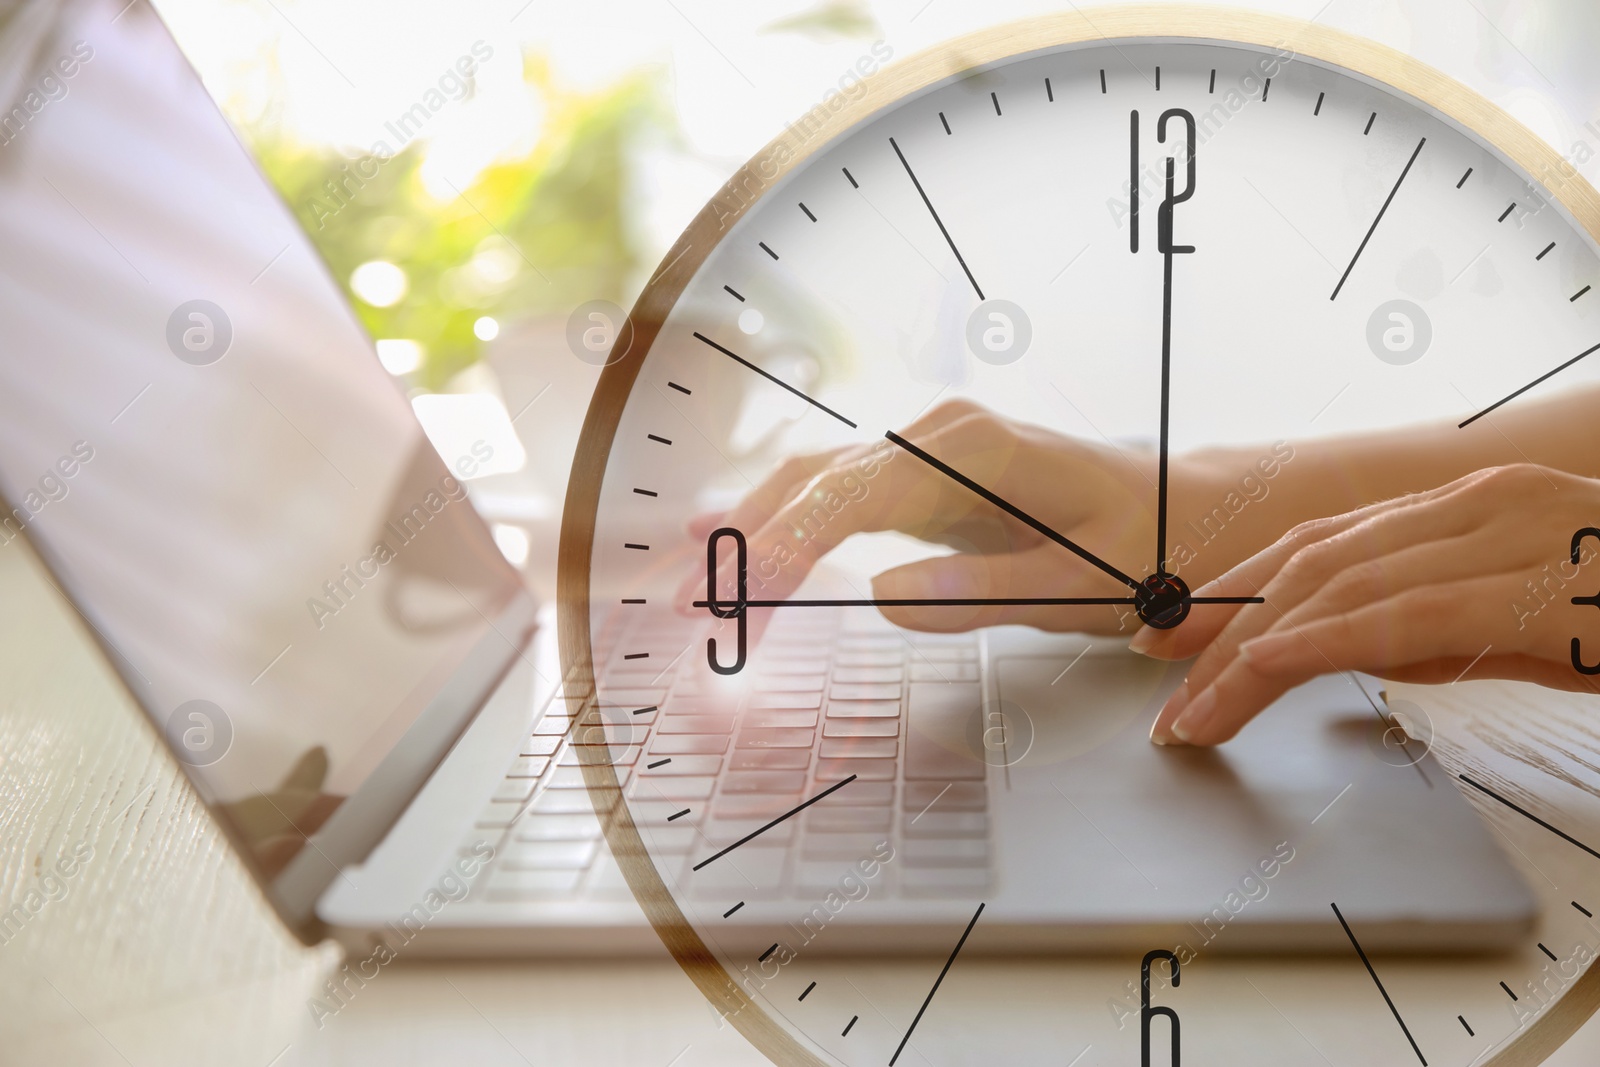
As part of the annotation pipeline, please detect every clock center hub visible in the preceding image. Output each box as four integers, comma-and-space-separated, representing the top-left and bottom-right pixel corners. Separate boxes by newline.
1136, 571, 1191, 629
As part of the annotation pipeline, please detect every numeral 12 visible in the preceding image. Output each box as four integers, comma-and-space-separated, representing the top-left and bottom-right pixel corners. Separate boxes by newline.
1129, 108, 1198, 255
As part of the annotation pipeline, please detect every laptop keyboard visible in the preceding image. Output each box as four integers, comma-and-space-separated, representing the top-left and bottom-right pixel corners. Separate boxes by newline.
465, 611, 993, 904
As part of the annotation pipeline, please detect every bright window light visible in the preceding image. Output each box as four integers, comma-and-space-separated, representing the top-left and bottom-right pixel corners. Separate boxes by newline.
473, 315, 500, 341
350, 260, 408, 307
375, 338, 423, 375
491, 523, 530, 567
410, 391, 528, 479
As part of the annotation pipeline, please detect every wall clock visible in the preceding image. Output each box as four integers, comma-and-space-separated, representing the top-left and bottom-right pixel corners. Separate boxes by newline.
559, 7, 1600, 1064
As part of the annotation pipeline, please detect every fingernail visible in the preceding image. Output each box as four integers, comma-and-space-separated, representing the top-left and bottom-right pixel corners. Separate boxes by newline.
1149, 682, 1190, 745
1170, 687, 1215, 743
1128, 626, 1160, 655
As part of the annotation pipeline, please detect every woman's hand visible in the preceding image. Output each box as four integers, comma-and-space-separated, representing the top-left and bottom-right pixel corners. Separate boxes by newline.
678, 399, 1300, 635
1134, 464, 1600, 745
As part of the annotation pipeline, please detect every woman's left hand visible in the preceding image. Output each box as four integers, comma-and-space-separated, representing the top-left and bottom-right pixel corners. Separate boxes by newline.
1132, 464, 1600, 745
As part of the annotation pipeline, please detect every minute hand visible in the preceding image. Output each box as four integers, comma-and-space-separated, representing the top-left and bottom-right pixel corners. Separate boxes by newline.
884, 430, 1142, 592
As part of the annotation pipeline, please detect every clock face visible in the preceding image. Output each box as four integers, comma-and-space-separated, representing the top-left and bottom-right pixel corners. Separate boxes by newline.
561, 11, 1600, 1066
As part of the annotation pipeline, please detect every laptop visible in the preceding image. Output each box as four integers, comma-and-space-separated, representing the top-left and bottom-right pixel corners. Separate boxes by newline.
0, 0, 1535, 957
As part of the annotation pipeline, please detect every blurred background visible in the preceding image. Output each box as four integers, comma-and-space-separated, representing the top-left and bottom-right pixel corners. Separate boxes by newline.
10, 3, 1600, 1064
149, 0, 1600, 601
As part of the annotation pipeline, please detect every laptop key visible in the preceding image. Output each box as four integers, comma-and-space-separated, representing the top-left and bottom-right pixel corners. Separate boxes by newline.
475, 800, 525, 828
755, 675, 826, 693
659, 714, 736, 734
906, 683, 985, 780
711, 794, 803, 820
736, 727, 815, 748
649, 734, 729, 755
903, 781, 987, 811
570, 722, 650, 745
750, 691, 822, 710
802, 806, 894, 832
492, 779, 536, 803
904, 812, 989, 837
829, 683, 902, 701
823, 718, 899, 738
632, 775, 716, 801
744, 709, 819, 729
831, 666, 904, 684
500, 839, 599, 870
758, 658, 829, 675
909, 661, 980, 682
819, 738, 898, 759
638, 754, 723, 776
515, 811, 603, 841
521, 736, 562, 756
720, 771, 807, 794
505, 755, 552, 778
486, 869, 584, 899
813, 758, 896, 781
825, 700, 900, 719
834, 650, 901, 667
729, 748, 811, 771
546, 765, 632, 790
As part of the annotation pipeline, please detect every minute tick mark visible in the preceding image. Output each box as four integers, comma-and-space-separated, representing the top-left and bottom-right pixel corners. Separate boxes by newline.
800, 202, 817, 222
990, 92, 1001, 115
939, 111, 951, 135
1314, 91, 1324, 115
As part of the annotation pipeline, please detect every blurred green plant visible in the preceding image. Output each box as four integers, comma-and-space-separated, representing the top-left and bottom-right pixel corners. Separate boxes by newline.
252, 54, 669, 390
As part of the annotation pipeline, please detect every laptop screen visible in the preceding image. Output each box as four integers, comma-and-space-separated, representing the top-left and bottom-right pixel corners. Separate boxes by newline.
0, 3, 526, 890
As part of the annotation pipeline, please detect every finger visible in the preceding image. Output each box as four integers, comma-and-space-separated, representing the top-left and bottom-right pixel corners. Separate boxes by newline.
871, 544, 1136, 634
1132, 512, 1365, 661
679, 400, 1006, 607
1155, 480, 1492, 699
1134, 476, 1493, 662
1176, 574, 1508, 745
1146, 497, 1486, 741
